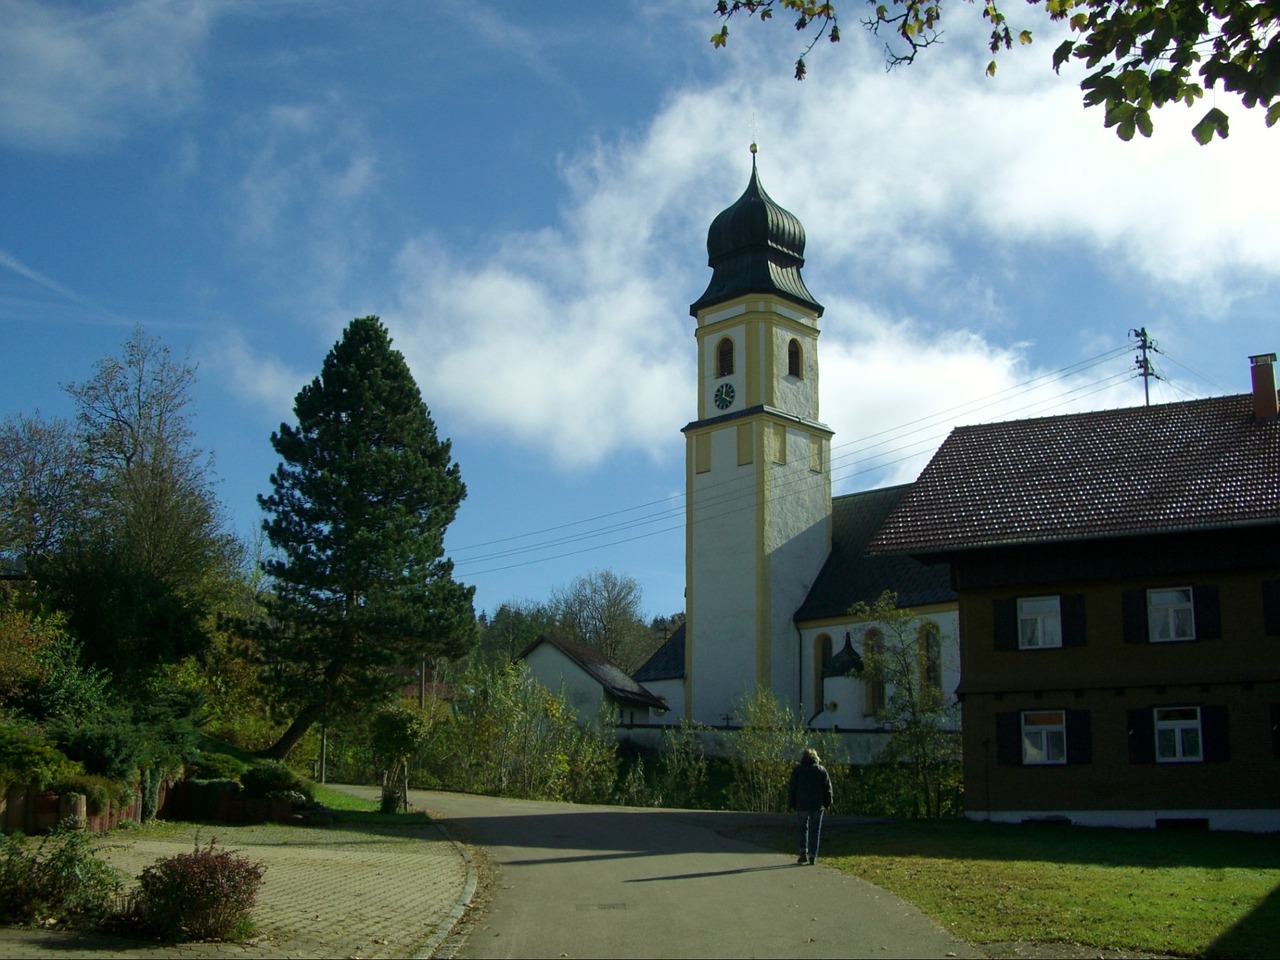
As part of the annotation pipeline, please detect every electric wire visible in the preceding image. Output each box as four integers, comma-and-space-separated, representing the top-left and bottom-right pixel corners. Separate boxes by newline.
451, 344, 1212, 580
452, 344, 1130, 562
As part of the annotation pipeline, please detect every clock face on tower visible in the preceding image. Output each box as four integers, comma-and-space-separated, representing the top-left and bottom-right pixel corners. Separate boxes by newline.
713, 382, 735, 410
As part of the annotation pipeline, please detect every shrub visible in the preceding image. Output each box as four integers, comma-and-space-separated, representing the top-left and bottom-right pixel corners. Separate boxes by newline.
264, 789, 308, 807
0, 722, 80, 790
425, 661, 619, 802
195, 751, 247, 782
723, 689, 851, 813
240, 759, 312, 802
0, 823, 122, 924
135, 838, 264, 941
49, 772, 126, 816
50, 709, 147, 782
844, 759, 964, 818
651, 723, 711, 808
724, 688, 812, 812
186, 778, 241, 820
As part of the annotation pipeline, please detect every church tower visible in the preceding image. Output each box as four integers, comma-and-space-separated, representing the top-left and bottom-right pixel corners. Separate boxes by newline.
684, 149, 833, 724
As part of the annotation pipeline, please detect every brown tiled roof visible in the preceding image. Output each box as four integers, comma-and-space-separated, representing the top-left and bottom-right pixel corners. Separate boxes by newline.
869, 393, 1279, 555
518, 634, 667, 711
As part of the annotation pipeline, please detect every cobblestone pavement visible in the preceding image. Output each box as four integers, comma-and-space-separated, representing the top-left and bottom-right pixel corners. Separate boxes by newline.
0, 806, 476, 959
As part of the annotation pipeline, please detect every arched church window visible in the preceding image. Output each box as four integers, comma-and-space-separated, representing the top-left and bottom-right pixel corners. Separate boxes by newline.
919, 621, 942, 692
716, 337, 734, 378
863, 628, 885, 717
788, 339, 802, 378
813, 634, 832, 715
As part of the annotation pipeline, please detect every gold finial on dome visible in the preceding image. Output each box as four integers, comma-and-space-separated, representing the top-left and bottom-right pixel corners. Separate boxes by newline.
750, 141, 758, 155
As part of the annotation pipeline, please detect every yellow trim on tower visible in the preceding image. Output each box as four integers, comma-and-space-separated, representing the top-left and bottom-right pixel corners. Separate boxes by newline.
762, 320, 776, 407
745, 316, 762, 407
755, 417, 770, 690
684, 432, 696, 720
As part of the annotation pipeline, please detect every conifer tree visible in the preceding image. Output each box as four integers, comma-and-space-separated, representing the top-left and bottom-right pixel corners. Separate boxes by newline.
258, 316, 475, 759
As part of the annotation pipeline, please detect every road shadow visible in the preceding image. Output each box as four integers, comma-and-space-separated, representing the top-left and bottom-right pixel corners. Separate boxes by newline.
625, 862, 800, 882
1205, 882, 1280, 959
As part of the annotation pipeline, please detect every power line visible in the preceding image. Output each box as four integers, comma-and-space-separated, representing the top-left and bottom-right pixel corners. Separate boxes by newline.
452, 344, 1130, 560
1129, 326, 1161, 405
450, 343, 1184, 580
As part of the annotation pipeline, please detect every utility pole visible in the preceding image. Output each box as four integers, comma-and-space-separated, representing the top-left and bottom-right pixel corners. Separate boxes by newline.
1129, 327, 1160, 406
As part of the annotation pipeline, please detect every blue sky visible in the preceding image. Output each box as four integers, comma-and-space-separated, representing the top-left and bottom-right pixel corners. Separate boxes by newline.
3, 1, 1277, 623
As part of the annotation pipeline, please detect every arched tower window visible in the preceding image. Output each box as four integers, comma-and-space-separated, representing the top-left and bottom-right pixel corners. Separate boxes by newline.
787, 338, 802, 378
813, 633, 832, 714
863, 628, 885, 717
716, 337, 734, 378
919, 621, 942, 692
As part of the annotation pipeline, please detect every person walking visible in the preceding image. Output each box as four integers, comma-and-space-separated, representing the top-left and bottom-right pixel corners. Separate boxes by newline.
788, 747, 833, 865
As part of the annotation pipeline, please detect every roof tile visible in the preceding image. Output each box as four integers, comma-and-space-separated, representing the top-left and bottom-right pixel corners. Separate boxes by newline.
870, 394, 1279, 554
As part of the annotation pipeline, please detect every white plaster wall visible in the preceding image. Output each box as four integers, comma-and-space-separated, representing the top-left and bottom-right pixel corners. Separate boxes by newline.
688, 425, 759, 725
972, 808, 1280, 833
800, 608, 962, 739
687, 423, 830, 726
609, 724, 890, 765
761, 442, 830, 713
700, 320, 744, 419
770, 322, 820, 419
641, 678, 684, 723
522, 645, 605, 720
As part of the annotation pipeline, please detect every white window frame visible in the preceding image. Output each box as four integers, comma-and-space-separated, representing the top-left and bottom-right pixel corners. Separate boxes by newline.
1021, 710, 1066, 765
1148, 588, 1195, 643
1018, 596, 1062, 649
1154, 706, 1203, 763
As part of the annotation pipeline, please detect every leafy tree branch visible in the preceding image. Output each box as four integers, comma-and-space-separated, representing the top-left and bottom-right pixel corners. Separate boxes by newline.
712, 0, 1280, 142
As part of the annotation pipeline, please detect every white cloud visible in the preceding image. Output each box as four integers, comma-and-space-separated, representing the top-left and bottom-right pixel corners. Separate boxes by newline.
390, 234, 690, 469
277, 13, 1278, 478
743, 23, 1280, 299
232, 100, 380, 248
0, 0, 210, 152
225, 94, 383, 321
817, 299, 1139, 495
203, 326, 305, 422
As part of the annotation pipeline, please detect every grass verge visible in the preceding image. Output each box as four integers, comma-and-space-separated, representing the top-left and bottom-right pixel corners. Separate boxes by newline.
309, 784, 432, 828
310, 784, 379, 812
756, 819, 1279, 958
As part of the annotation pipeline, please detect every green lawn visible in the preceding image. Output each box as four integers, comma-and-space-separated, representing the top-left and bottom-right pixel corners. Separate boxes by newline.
309, 784, 379, 813
769, 820, 1279, 958
308, 783, 436, 828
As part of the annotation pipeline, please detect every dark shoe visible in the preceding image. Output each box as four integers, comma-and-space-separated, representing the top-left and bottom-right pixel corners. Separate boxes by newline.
808, 856, 816, 865
796, 854, 807, 864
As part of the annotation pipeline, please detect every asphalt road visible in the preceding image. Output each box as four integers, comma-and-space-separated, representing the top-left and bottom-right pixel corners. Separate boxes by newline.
411, 790, 982, 960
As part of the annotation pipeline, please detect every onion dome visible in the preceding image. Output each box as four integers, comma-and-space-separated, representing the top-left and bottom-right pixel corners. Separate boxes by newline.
823, 634, 865, 678
690, 147, 823, 317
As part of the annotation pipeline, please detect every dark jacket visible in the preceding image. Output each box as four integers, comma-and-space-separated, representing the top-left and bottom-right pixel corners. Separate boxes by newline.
788, 757, 833, 811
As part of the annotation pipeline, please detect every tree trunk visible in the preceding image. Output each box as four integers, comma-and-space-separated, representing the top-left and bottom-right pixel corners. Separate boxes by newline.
263, 702, 325, 760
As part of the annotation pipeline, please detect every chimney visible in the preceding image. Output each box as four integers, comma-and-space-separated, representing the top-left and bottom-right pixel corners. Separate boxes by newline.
1250, 353, 1279, 421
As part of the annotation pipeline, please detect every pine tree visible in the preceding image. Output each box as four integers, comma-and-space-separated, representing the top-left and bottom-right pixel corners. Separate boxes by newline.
258, 316, 475, 759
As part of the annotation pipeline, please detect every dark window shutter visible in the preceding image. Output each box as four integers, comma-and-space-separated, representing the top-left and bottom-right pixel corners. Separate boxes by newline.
996, 711, 1022, 765
1065, 709, 1092, 764
1201, 704, 1230, 762
1193, 584, 1221, 640
993, 598, 1018, 650
1263, 581, 1280, 637
1061, 595, 1087, 648
1122, 590, 1148, 644
1271, 704, 1280, 759
1128, 708, 1154, 764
